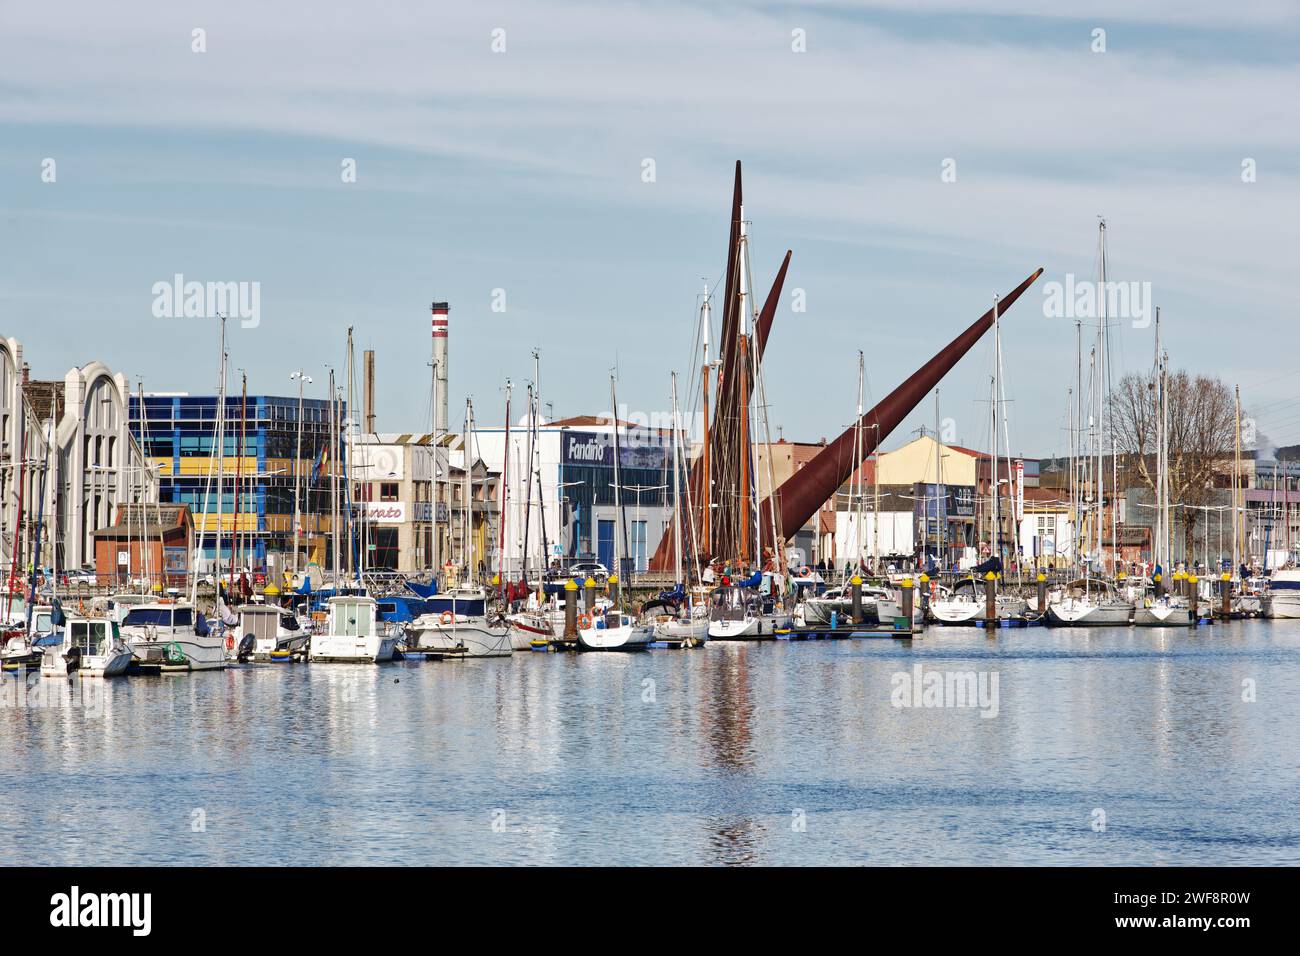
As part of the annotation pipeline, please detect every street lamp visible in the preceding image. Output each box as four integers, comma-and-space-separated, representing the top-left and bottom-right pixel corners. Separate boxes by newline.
289, 370, 313, 577
616, 482, 668, 583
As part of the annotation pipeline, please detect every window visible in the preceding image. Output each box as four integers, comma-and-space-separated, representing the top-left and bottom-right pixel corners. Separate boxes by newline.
380, 482, 399, 502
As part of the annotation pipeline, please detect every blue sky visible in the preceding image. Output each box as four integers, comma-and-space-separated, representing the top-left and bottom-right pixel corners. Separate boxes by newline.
2, 0, 1299, 456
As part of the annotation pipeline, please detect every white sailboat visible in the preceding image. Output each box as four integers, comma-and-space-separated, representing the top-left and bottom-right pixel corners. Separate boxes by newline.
577, 374, 654, 651
408, 398, 511, 656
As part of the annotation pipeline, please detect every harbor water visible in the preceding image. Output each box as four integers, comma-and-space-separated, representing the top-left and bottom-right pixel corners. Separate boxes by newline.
2, 621, 1298, 866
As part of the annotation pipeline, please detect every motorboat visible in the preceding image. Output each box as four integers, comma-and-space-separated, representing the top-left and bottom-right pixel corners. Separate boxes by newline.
406, 608, 512, 657
309, 595, 399, 663
119, 600, 227, 670
237, 603, 311, 661
39, 613, 132, 678
1263, 568, 1300, 619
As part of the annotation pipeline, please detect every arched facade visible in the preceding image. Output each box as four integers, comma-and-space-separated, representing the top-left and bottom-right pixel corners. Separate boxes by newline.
55, 361, 153, 570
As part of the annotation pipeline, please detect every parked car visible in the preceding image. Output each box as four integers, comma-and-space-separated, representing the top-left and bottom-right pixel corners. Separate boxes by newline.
567, 561, 609, 581
65, 568, 97, 586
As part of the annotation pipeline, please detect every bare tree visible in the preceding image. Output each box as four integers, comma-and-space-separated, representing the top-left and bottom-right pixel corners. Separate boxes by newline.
1111, 370, 1236, 560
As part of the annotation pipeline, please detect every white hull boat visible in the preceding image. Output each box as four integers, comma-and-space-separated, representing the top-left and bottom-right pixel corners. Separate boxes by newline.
1264, 572, 1300, 618
577, 610, 653, 651
308, 596, 398, 663
408, 613, 512, 657
1046, 597, 1134, 626
120, 602, 226, 671
40, 615, 132, 677
1132, 598, 1194, 627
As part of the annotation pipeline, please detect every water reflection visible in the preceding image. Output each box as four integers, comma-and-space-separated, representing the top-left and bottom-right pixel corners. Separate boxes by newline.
1, 622, 1298, 865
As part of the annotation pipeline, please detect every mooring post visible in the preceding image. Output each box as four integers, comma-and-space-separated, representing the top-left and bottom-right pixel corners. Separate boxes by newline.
918, 572, 930, 620
1037, 571, 1047, 614
1221, 571, 1231, 619
1153, 571, 1163, 598
609, 573, 620, 608
584, 576, 596, 613
850, 574, 862, 623
564, 579, 577, 637
984, 570, 997, 628
900, 576, 914, 630
1188, 574, 1199, 619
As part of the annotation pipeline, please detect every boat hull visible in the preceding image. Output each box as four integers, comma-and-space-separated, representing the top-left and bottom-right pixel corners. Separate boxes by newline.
408, 619, 512, 657
1045, 601, 1134, 626
576, 623, 654, 651
707, 614, 790, 640
308, 633, 398, 663
125, 633, 228, 670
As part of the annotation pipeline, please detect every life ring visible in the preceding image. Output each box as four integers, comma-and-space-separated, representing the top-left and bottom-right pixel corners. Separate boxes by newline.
797, 566, 811, 577
440, 611, 454, 626
225, 634, 235, 651
577, 613, 592, 630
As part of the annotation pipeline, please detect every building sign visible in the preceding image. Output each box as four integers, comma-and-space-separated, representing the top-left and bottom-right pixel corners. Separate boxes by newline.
360, 503, 405, 523
1014, 459, 1025, 522
561, 430, 670, 470
164, 547, 188, 573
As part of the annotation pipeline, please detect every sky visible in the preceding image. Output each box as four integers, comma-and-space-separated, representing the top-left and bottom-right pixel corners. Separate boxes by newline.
2, 0, 1299, 459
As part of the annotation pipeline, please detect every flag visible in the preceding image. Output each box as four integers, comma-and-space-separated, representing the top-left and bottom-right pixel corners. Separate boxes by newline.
311, 443, 328, 484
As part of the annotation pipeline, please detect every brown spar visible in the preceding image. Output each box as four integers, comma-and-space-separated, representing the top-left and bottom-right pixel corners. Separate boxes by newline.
754, 250, 792, 357
760, 266, 1045, 548
648, 248, 793, 572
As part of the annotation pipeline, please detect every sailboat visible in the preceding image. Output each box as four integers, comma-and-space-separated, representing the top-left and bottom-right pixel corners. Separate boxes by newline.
1, 406, 50, 670
1046, 221, 1134, 627
1131, 308, 1192, 627
406, 397, 511, 657
651, 371, 709, 647
577, 374, 654, 651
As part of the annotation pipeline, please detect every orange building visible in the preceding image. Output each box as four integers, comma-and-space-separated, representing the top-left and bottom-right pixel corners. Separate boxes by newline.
92, 503, 193, 588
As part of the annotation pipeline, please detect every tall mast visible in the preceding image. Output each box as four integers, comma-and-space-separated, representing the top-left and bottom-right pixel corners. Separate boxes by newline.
498, 380, 512, 596
216, 316, 227, 585
700, 283, 712, 559
609, 372, 624, 592
671, 372, 683, 586
1096, 219, 1108, 573
934, 387, 942, 568
464, 399, 474, 583
991, 294, 1001, 566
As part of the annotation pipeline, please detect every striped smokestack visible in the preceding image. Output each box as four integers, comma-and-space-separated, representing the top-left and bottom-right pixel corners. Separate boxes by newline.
431, 301, 449, 434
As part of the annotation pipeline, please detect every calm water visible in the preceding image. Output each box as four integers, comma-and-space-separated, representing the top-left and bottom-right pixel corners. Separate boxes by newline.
2, 621, 1298, 866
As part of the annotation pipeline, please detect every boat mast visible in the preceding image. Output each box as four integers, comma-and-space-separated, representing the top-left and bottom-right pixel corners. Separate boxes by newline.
464, 399, 474, 584
609, 372, 624, 596
1096, 219, 1108, 575
991, 294, 1001, 569
216, 316, 227, 588
934, 387, 942, 569
700, 282, 712, 559
498, 380, 512, 599
671, 372, 683, 586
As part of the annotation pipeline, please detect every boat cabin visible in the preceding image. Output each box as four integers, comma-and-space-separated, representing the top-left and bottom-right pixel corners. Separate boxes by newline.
328, 596, 377, 637
66, 617, 119, 657
121, 603, 196, 632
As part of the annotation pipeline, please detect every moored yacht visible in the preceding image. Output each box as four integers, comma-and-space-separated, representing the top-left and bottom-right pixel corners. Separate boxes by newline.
237, 603, 311, 661
39, 613, 132, 678
120, 601, 227, 670
308, 595, 398, 663
1045, 580, 1134, 626
576, 606, 655, 651
1263, 568, 1300, 619
406, 607, 512, 657
707, 585, 790, 640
